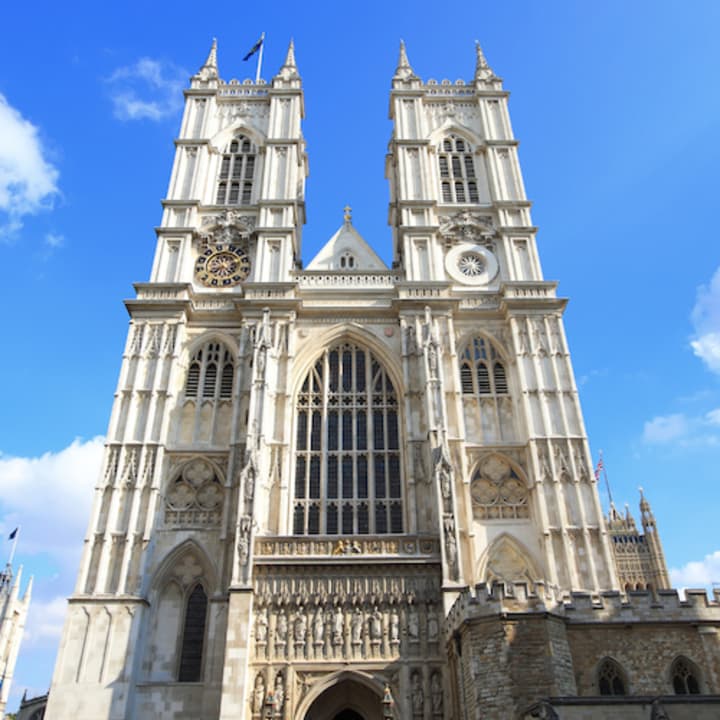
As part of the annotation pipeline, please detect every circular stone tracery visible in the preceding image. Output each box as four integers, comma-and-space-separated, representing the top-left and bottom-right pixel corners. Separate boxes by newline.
457, 251, 485, 277
445, 243, 498, 286
470, 455, 529, 520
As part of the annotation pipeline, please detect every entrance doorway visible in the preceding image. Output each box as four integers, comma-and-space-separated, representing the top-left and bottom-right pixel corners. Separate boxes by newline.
303, 678, 382, 720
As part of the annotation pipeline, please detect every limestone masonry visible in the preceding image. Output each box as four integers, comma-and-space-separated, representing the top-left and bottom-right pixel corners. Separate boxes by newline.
41, 39, 720, 720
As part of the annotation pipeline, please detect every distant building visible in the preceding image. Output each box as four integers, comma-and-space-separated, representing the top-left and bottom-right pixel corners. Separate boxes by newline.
0, 560, 31, 717
15, 691, 47, 720
44, 39, 720, 719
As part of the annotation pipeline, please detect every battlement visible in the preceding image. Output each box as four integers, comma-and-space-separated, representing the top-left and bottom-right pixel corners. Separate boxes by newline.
445, 582, 720, 637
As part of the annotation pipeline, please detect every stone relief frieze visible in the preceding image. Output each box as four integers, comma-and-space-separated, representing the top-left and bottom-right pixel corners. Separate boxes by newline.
438, 210, 495, 246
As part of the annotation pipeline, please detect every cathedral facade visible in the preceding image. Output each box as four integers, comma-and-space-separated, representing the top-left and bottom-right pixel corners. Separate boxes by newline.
44, 41, 720, 719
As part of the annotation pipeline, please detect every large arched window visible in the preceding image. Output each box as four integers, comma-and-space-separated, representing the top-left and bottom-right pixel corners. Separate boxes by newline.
293, 343, 403, 535
185, 342, 234, 400
178, 583, 208, 681
438, 134, 479, 204
671, 657, 701, 694
216, 134, 256, 205
597, 658, 627, 696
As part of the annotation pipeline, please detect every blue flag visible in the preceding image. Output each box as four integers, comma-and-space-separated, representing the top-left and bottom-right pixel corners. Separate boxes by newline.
8, 528, 17, 540
243, 36, 264, 61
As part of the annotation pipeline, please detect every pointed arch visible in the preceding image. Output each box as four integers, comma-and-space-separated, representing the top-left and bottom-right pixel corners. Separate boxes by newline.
596, 657, 628, 696
670, 655, 702, 694
295, 669, 401, 720
209, 122, 266, 155
291, 334, 404, 536
477, 533, 541, 585
428, 121, 483, 149
149, 538, 218, 596
290, 324, 404, 399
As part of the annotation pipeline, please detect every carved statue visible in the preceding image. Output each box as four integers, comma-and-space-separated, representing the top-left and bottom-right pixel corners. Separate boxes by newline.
411, 672, 424, 716
313, 606, 325, 644
333, 606, 344, 645
370, 607, 383, 641
431, 672, 443, 714
351, 608, 364, 643
426, 608, 439, 642
255, 610, 268, 644
276, 611, 288, 646
252, 673, 265, 714
273, 673, 285, 716
294, 611, 307, 643
238, 516, 251, 567
389, 608, 400, 643
407, 606, 420, 642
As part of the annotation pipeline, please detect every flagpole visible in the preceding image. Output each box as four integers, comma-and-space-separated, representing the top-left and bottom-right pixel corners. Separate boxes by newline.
7, 528, 18, 568
600, 450, 614, 506
255, 32, 265, 84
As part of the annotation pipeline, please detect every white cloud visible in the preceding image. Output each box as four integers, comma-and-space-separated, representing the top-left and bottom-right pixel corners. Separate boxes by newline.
642, 413, 688, 443
0, 94, 60, 237
107, 58, 186, 121
23, 595, 68, 647
691, 267, 720, 374
44, 232, 64, 248
0, 437, 104, 571
670, 550, 720, 590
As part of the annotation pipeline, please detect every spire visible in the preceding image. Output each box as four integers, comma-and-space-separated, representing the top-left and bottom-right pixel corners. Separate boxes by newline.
474, 39, 496, 83
199, 38, 218, 78
283, 38, 297, 71
394, 40, 417, 82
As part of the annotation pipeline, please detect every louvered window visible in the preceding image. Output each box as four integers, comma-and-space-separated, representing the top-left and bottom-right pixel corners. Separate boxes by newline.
438, 134, 479, 204
216, 135, 256, 206
460, 337, 509, 396
184, 342, 235, 401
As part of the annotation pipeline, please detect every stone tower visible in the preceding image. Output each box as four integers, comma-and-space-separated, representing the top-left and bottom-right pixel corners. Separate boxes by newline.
0, 558, 32, 717
45, 40, 720, 720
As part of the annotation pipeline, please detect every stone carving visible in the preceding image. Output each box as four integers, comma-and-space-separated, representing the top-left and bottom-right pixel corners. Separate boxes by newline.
294, 610, 307, 644
522, 701, 559, 720
351, 608, 364, 644
430, 672, 443, 714
333, 605, 344, 646
370, 607, 383, 643
173, 553, 203, 587
549, 318, 563, 355
165, 458, 223, 526
238, 516, 251, 567
411, 671, 424, 716
255, 609, 268, 645
313, 606, 325, 645
252, 673, 265, 715
145, 324, 163, 357
444, 517, 458, 576
275, 610, 288, 650
255, 536, 439, 557
389, 608, 400, 644
471, 454, 529, 520
130, 324, 145, 355
517, 320, 531, 356
407, 605, 420, 643
273, 672, 285, 717
426, 606, 439, 642
200, 209, 255, 245
438, 211, 495, 244
532, 319, 549, 356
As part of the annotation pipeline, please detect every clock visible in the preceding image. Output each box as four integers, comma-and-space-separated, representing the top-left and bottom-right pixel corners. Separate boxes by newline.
195, 243, 251, 287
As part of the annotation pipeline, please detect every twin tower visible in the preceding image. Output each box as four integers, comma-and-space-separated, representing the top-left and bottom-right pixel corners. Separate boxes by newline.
43, 40, 718, 720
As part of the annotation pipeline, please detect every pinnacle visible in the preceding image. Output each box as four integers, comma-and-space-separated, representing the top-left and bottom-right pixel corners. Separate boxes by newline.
474, 39, 496, 82
283, 38, 297, 69
202, 37, 218, 75
394, 39, 416, 80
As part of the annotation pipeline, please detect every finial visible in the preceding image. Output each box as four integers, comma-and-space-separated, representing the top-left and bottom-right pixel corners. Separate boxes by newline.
201, 38, 218, 76
394, 40, 416, 80
343, 205, 352, 224
474, 39, 495, 82
283, 38, 297, 69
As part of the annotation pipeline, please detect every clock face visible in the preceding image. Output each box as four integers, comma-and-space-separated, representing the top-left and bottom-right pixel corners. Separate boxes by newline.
445, 243, 498, 286
195, 243, 251, 287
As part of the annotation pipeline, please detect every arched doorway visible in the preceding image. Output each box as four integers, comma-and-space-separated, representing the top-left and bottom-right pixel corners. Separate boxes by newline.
303, 678, 383, 720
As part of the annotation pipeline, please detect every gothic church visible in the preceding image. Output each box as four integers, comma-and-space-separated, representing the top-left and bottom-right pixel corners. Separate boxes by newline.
44, 40, 720, 720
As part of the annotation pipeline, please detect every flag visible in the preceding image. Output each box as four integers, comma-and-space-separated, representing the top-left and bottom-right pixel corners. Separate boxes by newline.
594, 458, 604, 481
243, 36, 264, 61
8, 528, 17, 540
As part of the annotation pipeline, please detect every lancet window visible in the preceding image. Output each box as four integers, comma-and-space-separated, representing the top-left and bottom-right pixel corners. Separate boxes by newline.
178, 583, 208, 681
185, 342, 234, 401
216, 135, 256, 206
438, 135, 479, 204
597, 658, 627, 696
671, 657, 701, 694
460, 337, 508, 396
293, 343, 403, 535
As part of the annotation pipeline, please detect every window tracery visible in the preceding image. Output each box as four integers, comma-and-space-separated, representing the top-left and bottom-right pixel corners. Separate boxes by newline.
165, 458, 224, 526
471, 455, 528, 520
185, 342, 234, 400
597, 658, 627, 696
438, 135, 479, 204
459, 336, 513, 443
293, 343, 403, 535
216, 135, 256, 206
671, 657, 701, 694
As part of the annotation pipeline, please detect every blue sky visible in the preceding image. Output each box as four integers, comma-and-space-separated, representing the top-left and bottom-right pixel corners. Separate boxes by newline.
1, 0, 720, 709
